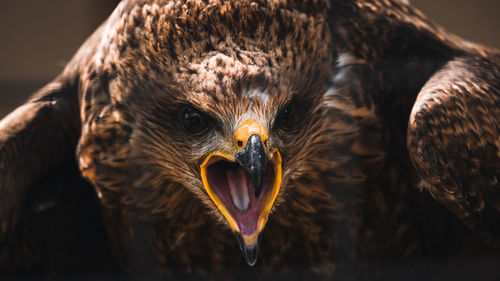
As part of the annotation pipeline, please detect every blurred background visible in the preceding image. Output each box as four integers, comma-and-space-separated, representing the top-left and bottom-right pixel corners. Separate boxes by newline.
0, 0, 499, 118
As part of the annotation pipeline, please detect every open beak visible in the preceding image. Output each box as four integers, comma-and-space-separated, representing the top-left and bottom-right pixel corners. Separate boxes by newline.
200, 120, 282, 266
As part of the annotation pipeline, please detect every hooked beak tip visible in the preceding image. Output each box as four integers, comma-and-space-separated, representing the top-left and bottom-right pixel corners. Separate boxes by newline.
244, 244, 259, 266
235, 233, 259, 266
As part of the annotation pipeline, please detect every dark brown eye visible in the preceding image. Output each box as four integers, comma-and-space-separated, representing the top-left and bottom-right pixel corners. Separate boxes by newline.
274, 104, 291, 129
181, 107, 209, 134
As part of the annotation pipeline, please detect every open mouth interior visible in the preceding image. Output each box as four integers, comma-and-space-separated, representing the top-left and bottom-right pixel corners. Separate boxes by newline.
205, 154, 277, 236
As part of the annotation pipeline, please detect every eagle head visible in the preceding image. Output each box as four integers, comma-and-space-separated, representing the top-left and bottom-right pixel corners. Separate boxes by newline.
76, 0, 332, 267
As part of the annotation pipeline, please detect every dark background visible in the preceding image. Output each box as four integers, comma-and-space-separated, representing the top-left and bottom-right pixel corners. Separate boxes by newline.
0, 0, 499, 118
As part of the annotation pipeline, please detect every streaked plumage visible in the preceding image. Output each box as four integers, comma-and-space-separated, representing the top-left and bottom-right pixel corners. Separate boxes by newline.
1, 0, 500, 280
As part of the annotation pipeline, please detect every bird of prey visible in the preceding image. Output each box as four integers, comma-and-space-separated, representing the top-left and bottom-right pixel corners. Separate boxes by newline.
1, 0, 500, 280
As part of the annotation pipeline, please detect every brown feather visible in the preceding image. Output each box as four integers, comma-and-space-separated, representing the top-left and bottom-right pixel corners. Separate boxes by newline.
2, 0, 500, 280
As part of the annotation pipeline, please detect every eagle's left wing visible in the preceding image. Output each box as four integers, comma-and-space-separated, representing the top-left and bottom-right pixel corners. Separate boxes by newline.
407, 53, 500, 245
336, 0, 500, 247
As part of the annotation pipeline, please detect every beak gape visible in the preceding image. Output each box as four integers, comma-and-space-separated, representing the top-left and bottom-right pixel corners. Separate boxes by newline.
200, 121, 282, 266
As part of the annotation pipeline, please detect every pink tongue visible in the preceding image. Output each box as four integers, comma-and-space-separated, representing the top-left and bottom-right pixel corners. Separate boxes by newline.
226, 167, 250, 214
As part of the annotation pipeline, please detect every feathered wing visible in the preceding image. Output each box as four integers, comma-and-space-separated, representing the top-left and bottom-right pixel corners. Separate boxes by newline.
407, 53, 500, 244
343, 0, 500, 247
0, 75, 81, 267
0, 16, 116, 271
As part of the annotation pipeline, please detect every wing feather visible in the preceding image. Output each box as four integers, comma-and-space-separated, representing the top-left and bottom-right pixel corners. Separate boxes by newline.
0, 8, 113, 270
408, 54, 500, 244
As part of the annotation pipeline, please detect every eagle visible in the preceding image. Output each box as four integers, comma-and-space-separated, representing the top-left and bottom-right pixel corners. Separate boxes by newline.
1, 0, 500, 280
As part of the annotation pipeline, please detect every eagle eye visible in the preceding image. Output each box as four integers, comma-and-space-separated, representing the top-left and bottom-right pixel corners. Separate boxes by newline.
181, 107, 209, 134
274, 104, 291, 129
